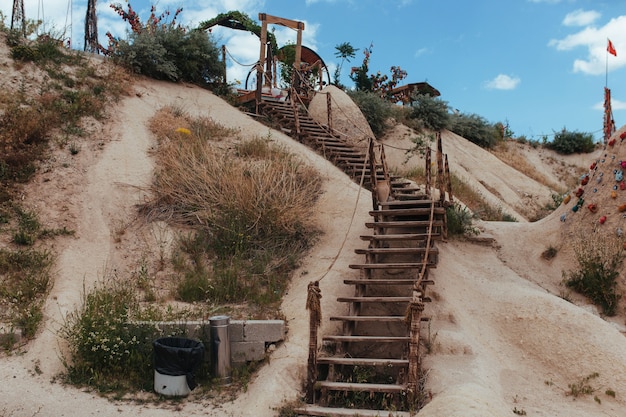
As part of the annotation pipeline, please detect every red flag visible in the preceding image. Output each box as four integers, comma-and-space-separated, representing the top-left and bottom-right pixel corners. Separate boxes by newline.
608, 39, 617, 56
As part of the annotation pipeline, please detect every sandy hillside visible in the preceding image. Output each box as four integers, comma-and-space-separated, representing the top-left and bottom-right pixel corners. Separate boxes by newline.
3, 52, 626, 417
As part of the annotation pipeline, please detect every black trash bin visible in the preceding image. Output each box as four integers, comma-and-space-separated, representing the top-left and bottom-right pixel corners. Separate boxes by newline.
153, 337, 205, 396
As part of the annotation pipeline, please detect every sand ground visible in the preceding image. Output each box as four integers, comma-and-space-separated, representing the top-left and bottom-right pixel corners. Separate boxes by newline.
2, 74, 626, 417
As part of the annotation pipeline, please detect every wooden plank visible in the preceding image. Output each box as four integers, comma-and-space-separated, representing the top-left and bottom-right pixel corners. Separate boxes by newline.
369, 208, 445, 217
294, 405, 411, 417
379, 199, 435, 207
330, 315, 406, 322
365, 220, 444, 228
354, 247, 438, 255
343, 279, 434, 285
323, 335, 410, 343
316, 381, 407, 393
317, 357, 408, 366
349, 262, 435, 269
359, 233, 434, 241
337, 296, 412, 303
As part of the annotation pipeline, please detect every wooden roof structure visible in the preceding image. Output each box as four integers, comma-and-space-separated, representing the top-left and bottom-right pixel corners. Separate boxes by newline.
389, 82, 441, 104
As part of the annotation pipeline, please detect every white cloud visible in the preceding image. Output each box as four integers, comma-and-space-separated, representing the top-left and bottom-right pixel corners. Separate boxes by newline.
549, 15, 626, 75
593, 98, 626, 111
563, 9, 600, 27
414, 47, 428, 58
484, 74, 521, 90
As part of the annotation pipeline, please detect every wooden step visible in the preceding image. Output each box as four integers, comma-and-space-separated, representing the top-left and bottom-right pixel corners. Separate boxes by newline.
316, 381, 407, 394
349, 262, 435, 270
369, 208, 445, 217
354, 247, 438, 256
317, 357, 408, 366
365, 220, 444, 229
360, 233, 434, 241
343, 279, 434, 286
330, 315, 430, 322
337, 296, 412, 303
294, 405, 411, 417
380, 199, 435, 207
330, 315, 406, 322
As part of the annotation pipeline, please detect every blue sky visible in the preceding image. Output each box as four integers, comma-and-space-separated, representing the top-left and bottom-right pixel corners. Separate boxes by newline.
2, 0, 626, 140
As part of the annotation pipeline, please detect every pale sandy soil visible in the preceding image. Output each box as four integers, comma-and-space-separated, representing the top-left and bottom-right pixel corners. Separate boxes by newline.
3, 58, 626, 417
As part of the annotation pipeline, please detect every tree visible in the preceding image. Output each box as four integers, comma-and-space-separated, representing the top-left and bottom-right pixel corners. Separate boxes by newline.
349, 44, 407, 99
333, 42, 358, 87
104, 3, 223, 86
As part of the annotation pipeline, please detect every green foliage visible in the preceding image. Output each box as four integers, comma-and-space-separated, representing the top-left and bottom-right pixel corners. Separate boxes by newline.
347, 90, 392, 137
197, 11, 278, 53
449, 112, 499, 148
564, 234, 623, 316
11, 35, 66, 64
333, 41, 358, 87
446, 202, 478, 236
0, 248, 53, 342
409, 93, 450, 131
567, 372, 599, 397
145, 110, 322, 309
61, 276, 189, 391
111, 28, 222, 84
349, 44, 407, 98
547, 128, 596, 154
107, 4, 223, 86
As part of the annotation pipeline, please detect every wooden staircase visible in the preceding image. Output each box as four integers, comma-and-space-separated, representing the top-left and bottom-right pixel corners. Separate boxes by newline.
257, 96, 450, 417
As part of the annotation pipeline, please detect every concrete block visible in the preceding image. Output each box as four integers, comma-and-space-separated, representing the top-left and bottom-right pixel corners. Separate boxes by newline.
230, 341, 266, 363
242, 320, 285, 343
229, 321, 245, 342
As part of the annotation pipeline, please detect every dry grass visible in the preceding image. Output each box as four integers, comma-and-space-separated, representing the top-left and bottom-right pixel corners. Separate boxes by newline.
490, 142, 565, 192
142, 107, 323, 308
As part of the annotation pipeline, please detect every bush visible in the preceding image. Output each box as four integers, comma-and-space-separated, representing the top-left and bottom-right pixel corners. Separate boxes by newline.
143, 108, 322, 307
347, 90, 392, 137
408, 93, 450, 131
62, 276, 189, 391
564, 233, 623, 316
449, 112, 499, 148
112, 28, 223, 85
446, 202, 478, 236
547, 128, 595, 154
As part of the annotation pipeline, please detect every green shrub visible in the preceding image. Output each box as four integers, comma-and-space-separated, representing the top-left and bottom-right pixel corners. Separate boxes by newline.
564, 234, 623, 316
446, 202, 478, 236
109, 11, 223, 85
62, 277, 188, 391
347, 90, 392, 137
408, 93, 450, 131
449, 112, 499, 148
547, 128, 596, 154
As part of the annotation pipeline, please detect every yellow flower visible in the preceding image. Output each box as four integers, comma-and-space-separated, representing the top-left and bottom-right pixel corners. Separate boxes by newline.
175, 127, 191, 135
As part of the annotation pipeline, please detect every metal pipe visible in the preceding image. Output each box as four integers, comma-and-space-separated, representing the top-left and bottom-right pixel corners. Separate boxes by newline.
209, 315, 231, 383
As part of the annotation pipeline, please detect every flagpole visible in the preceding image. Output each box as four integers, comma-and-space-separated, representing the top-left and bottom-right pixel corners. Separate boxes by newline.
606, 38, 609, 88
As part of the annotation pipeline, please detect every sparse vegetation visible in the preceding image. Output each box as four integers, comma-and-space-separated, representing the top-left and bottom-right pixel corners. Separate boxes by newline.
105, 3, 224, 86
546, 128, 596, 155
142, 107, 322, 311
566, 372, 599, 398
446, 202, 479, 237
347, 90, 393, 137
564, 234, 623, 316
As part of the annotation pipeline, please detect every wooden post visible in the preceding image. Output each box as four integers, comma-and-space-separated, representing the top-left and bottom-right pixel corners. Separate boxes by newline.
406, 294, 424, 404
445, 154, 453, 204
368, 139, 378, 211
256, 15, 268, 114
306, 281, 322, 403
326, 92, 333, 130
221, 45, 227, 84
425, 148, 431, 198
436, 132, 445, 204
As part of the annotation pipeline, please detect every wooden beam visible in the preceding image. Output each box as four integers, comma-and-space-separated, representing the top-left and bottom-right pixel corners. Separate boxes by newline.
259, 13, 305, 30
